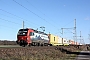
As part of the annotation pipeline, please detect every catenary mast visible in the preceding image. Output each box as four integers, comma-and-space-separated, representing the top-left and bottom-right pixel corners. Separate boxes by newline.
74, 19, 77, 44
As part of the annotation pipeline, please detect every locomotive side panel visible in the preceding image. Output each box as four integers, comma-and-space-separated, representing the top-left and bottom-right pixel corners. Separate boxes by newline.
30, 32, 49, 43
29, 30, 49, 46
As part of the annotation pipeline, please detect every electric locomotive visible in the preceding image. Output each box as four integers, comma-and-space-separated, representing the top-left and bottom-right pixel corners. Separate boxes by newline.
16, 28, 50, 47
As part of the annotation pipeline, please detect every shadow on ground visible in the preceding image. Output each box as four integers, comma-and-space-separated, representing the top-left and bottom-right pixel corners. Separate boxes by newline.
56, 47, 90, 55
55, 47, 90, 60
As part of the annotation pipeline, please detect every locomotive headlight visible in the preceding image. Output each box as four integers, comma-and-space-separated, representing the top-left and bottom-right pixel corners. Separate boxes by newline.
27, 38, 28, 40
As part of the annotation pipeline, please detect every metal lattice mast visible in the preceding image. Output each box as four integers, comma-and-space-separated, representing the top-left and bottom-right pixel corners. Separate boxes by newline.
80, 31, 84, 44
74, 19, 77, 44
80, 31, 81, 44
61, 19, 76, 41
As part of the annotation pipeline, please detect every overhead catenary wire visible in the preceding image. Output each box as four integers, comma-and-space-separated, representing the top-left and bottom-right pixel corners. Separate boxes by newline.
0, 8, 39, 28
0, 24, 15, 29
0, 12, 36, 28
25, 0, 57, 25
0, 0, 61, 33
0, 17, 27, 31
0, 0, 40, 28
0, 18, 21, 25
0, 9, 22, 20
25, 0, 45, 16
60, 19, 76, 40
62, 20, 74, 28
0, 19, 35, 30
1, 0, 75, 36
0, 13, 15, 19
13, 0, 60, 30
13, 0, 45, 20
0, 12, 29, 28
15, 0, 64, 36
0, 24, 19, 40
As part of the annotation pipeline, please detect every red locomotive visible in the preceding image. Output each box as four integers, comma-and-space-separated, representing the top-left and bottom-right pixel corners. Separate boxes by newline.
16, 28, 50, 47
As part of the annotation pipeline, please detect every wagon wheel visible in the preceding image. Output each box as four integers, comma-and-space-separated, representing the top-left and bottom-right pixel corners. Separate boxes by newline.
41, 44, 44, 46
28, 43, 31, 47
37, 43, 40, 46
22, 44, 25, 47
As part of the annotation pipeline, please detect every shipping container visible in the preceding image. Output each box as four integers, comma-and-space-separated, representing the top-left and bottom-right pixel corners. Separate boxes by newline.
75, 42, 80, 45
57, 36, 63, 45
69, 40, 75, 45
62, 38, 69, 46
49, 34, 58, 46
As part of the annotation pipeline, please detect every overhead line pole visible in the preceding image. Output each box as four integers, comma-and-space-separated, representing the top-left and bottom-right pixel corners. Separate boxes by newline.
80, 31, 85, 45
77, 31, 85, 45
61, 19, 77, 44
74, 19, 77, 44
80, 31, 81, 44
23, 21, 24, 29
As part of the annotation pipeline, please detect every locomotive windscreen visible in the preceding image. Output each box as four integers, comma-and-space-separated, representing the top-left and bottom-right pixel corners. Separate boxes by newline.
17, 29, 28, 36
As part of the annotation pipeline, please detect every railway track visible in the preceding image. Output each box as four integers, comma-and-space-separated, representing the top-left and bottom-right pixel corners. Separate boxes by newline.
75, 51, 90, 60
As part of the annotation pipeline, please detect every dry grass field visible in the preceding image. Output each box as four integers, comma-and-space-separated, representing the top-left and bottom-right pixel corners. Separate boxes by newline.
0, 40, 88, 60
0, 45, 85, 60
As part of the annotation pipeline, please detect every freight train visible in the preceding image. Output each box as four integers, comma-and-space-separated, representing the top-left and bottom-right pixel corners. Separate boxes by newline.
16, 28, 80, 47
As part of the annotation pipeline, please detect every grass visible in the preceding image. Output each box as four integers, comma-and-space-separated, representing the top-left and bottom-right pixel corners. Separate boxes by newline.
0, 45, 21, 48
0, 46, 86, 60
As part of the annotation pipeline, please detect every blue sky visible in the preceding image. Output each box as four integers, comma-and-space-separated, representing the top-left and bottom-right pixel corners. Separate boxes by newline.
0, 0, 90, 44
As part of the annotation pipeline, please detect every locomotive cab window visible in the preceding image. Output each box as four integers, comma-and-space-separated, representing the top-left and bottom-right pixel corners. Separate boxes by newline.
17, 29, 28, 36
30, 32, 34, 36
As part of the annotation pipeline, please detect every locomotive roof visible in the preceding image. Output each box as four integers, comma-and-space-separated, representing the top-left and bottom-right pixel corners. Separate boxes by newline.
19, 29, 28, 31
26, 28, 48, 35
